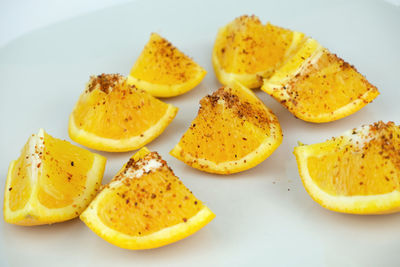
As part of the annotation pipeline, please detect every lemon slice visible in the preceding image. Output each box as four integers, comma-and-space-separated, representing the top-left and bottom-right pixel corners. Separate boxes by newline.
262, 38, 379, 123
212, 15, 306, 89
80, 147, 215, 249
3, 129, 106, 225
170, 81, 282, 174
294, 121, 400, 214
127, 33, 207, 98
69, 74, 178, 152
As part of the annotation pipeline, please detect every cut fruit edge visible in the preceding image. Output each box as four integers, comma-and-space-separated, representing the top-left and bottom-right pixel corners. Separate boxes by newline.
127, 70, 207, 98
212, 26, 306, 89
68, 104, 178, 152
262, 39, 380, 123
4, 129, 107, 225
170, 81, 283, 174
294, 144, 400, 215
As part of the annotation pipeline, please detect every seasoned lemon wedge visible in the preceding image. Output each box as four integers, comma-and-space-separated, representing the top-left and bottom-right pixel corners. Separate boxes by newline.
171, 82, 282, 174
262, 39, 379, 123
80, 147, 215, 249
212, 15, 306, 88
128, 33, 207, 97
294, 121, 400, 214
69, 74, 178, 152
4, 129, 106, 225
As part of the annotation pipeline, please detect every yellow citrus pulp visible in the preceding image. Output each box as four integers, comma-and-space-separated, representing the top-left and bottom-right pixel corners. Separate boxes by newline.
262, 38, 379, 123
294, 121, 400, 214
69, 74, 178, 152
4, 129, 106, 225
80, 147, 215, 249
128, 33, 207, 97
212, 15, 306, 89
170, 82, 283, 174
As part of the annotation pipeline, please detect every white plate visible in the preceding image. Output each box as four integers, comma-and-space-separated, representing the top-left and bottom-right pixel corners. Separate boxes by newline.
1, 0, 399, 266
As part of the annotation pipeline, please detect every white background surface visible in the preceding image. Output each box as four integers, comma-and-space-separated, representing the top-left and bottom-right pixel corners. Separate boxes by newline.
0, 0, 134, 47
1, 0, 400, 266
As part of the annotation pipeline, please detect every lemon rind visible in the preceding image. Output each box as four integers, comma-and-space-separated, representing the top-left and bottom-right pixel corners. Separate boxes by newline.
127, 69, 207, 98
294, 144, 400, 214
80, 180, 215, 250
69, 104, 178, 152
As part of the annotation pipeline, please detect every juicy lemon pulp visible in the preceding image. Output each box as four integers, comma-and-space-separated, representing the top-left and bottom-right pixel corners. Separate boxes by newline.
38, 131, 95, 208
128, 33, 206, 97
170, 82, 282, 174
294, 121, 400, 214
69, 74, 178, 152
212, 15, 306, 88
8, 137, 33, 213
4, 129, 106, 225
80, 147, 215, 249
262, 39, 379, 123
